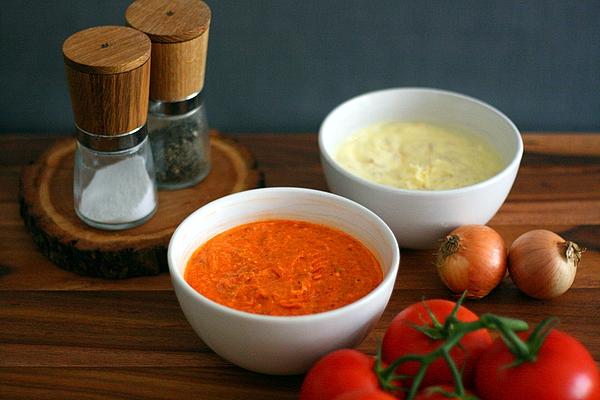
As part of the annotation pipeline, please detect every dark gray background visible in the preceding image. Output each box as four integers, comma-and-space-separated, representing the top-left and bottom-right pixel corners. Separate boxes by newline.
1, 1, 599, 134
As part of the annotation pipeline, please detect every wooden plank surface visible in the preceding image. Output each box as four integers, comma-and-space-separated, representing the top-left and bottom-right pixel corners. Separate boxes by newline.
0, 132, 599, 399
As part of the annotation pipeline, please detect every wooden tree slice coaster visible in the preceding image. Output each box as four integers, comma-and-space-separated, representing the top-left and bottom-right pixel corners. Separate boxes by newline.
19, 131, 263, 278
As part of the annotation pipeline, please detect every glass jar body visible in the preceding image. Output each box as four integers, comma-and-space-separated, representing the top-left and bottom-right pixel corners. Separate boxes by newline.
148, 99, 211, 190
73, 137, 158, 230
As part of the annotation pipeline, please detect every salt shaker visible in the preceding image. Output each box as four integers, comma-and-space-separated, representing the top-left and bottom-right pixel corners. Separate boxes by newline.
126, 0, 212, 190
63, 26, 158, 230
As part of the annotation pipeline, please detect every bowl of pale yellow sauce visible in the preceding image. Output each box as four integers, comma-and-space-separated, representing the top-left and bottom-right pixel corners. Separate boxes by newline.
319, 88, 523, 249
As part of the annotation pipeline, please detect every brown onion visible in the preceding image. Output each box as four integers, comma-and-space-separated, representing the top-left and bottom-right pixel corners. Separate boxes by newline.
509, 230, 583, 299
436, 225, 507, 299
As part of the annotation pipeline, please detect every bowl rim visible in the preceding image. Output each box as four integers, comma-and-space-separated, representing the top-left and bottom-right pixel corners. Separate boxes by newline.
318, 87, 524, 197
168, 187, 400, 324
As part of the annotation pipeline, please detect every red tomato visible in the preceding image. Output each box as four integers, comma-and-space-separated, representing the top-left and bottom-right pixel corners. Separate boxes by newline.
475, 329, 600, 400
381, 300, 492, 388
300, 349, 380, 400
333, 388, 398, 400
414, 385, 476, 399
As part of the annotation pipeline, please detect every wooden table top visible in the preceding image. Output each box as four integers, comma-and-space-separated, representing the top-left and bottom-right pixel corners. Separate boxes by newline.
1, 132, 599, 399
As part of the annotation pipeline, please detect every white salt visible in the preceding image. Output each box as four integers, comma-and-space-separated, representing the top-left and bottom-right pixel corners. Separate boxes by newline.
79, 156, 156, 224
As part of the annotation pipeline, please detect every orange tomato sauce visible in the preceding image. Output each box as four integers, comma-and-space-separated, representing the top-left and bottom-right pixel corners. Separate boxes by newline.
184, 219, 383, 316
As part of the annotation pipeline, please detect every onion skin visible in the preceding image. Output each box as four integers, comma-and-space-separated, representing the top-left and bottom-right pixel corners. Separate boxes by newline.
508, 230, 583, 299
436, 225, 507, 299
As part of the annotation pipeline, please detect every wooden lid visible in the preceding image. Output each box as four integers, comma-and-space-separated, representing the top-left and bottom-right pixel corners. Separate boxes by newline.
126, 0, 211, 102
63, 26, 150, 74
63, 26, 151, 135
125, 0, 211, 43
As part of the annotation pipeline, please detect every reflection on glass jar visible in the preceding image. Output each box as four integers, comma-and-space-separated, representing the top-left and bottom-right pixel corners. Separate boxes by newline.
74, 134, 158, 230
148, 95, 211, 190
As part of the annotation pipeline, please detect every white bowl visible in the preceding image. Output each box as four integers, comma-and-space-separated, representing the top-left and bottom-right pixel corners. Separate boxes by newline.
319, 87, 523, 249
168, 187, 400, 375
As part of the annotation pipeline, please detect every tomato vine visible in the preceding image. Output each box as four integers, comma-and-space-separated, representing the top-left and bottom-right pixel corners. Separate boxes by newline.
374, 292, 562, 400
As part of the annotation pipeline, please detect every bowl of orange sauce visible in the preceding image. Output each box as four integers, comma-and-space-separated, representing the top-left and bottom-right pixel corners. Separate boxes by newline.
168, 187, 400, 375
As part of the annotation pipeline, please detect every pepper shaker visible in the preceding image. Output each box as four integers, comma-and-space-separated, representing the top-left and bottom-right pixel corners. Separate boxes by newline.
63, 26, 158, 230
126, 0, 212, 190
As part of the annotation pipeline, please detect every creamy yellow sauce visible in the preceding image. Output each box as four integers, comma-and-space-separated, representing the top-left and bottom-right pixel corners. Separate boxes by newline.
335, 121, 504, 190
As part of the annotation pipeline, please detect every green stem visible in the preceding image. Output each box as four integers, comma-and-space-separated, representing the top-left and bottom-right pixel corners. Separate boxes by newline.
375, 292, 550, 400
382, 321, 483, 399
406, 357, 434, 399
377, 312, 536, 400
487, 316, 532, 360
481, 314, 529, 332
526, 317, 558, 355
442, 348, 465, 396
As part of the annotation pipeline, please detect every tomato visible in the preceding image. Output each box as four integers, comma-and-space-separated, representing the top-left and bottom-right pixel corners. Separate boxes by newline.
475, 329, 600, 400
300, 349, 380, 400
414, 385, 476, 399
333, 388, 398, 400
381, 300, 492, 388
